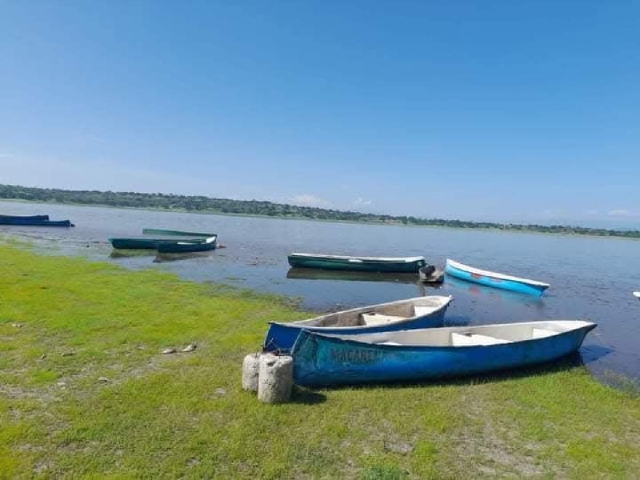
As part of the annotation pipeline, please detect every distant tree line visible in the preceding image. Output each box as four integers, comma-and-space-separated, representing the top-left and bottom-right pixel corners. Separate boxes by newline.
1, 183, 639, 239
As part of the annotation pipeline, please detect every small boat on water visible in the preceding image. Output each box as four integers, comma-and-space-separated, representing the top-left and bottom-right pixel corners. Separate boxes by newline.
109, 235, 216, 251
0, 214, 49, 223
634, 292, 640, 300
288, 253, 427, 273
291, 320, 596, 387
263, 295, 453, 353
0, 215, 73, 227
142, 228, 215, 237
444, 259, 549, 296
156, 235, 217, 253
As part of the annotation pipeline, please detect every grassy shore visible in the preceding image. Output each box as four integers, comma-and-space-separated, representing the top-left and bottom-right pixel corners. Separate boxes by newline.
1, 243, 638, 479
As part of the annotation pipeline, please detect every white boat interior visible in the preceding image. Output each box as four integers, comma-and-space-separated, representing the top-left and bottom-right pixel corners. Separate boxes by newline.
446, 259, 550, 287
281, 296, 453, 328
324, 320, 594, 346
175, 236, 217, 245
291, 253, 425, 263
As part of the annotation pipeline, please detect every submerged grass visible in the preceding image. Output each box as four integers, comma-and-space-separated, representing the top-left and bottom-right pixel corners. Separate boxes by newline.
0, 243, 638, 479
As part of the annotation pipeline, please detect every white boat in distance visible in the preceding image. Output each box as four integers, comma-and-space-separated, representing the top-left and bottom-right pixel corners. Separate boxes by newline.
634, 292, 640, 299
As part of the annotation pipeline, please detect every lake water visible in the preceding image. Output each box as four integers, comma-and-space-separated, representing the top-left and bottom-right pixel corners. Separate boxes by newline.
2, 200, 639, 384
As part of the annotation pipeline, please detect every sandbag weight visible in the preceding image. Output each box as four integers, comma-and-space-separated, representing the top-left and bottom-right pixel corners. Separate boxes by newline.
241, 353, 261, 393
257, 353, 293, 404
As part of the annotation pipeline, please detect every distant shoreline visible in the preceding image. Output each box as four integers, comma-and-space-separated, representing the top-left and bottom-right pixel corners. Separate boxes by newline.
1, 183, 639, 240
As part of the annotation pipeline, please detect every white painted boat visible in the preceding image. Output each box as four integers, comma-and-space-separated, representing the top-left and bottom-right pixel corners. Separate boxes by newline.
633, 292, 640, 299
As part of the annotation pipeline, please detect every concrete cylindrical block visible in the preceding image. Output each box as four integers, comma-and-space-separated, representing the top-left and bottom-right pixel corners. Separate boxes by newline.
257, 353, 293, 404
241, 353, 261, 393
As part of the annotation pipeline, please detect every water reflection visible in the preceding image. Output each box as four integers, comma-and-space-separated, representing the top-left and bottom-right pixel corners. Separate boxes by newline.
154, 251, 216, 263
579, 344, 613, 365
109, 250, 156, 259
286, 267, 420, 285
286, 267, 450, 298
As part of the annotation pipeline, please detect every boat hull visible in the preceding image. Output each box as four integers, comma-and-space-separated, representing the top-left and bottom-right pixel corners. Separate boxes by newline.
444, 261, 548, 296
0, 219, 74, 227
0, 214, 49, 224
288, 255, 426, 273
109, 237, 204, 250
292, 323, 595, 387
263, 296, 452, 353
109, 238, 169, 249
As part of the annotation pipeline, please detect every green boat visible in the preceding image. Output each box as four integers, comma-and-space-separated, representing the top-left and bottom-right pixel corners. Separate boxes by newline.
287, 253, 427, 273
142, 228, 215, 237
109, 237, 207, 250
157, 236, 217, 253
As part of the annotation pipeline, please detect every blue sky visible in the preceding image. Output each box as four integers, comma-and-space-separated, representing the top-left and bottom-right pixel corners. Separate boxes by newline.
1, 1, 639, 226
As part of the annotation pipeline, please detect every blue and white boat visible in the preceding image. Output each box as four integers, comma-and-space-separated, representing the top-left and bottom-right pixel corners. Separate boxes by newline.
263, 295, 453, 353
445, 259, 550, 296
291, 320, 596, 387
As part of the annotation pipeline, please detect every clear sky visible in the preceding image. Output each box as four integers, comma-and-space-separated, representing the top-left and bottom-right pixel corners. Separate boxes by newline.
1, 1, 639, 226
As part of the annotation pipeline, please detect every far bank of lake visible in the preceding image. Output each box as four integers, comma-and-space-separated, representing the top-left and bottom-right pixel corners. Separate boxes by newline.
2, 184, 640, 239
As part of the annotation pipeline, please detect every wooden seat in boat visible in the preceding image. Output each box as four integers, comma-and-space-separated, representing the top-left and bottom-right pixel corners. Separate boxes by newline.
532, 328, 557, 339
451, 332, 512, 346
361, 313, 406, 326
413, 306, 435, 317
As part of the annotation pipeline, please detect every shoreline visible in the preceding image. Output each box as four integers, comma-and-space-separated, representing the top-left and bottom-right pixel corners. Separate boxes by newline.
0, 243, 638, 478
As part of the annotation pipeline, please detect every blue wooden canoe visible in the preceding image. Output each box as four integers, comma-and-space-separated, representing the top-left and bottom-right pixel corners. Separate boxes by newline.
445, 259, 550, 296
263, 295, 453, 353
291, 320, 596, 387
288, 253, 427, 273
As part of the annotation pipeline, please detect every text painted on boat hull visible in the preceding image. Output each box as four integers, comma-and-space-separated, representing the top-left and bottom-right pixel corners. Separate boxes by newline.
330, 348, 384, 364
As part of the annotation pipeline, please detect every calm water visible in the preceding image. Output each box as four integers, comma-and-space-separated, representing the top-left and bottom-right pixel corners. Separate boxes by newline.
2, 201, 639, 384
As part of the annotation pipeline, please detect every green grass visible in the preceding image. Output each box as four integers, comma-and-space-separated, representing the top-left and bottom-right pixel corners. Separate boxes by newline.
0, 243, 638, 479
